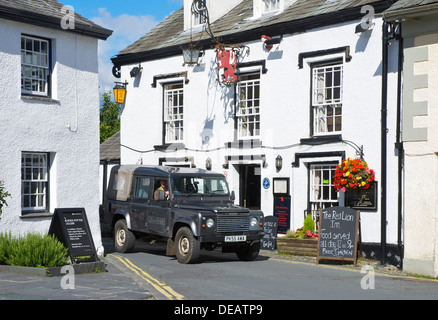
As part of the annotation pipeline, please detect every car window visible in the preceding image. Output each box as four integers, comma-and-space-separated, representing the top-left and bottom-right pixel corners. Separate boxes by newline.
133, 176, 151, 200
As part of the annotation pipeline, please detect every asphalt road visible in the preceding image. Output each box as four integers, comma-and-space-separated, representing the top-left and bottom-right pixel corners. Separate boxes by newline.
106, 240, 438, 301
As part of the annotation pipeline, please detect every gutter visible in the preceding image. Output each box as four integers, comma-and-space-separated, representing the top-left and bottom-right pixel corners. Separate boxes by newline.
383, 3, 438, 21
112, 0, 395, 67
0, 5, 113, 40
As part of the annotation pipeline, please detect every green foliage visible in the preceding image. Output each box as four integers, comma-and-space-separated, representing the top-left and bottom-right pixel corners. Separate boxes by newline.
100, 91, 121, 143
302, 214, 315, 235
0, 180, 11, 218
286, 214, 317, 239
0, 233, 69, 268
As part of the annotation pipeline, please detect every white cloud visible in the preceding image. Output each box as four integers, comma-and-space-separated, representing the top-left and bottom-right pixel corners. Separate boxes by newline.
91, 8, 159, 96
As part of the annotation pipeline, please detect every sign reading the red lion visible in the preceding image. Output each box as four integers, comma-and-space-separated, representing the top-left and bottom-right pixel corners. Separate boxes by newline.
217, 47, 238, 86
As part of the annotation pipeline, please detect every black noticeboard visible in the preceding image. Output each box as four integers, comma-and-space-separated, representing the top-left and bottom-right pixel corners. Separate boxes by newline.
261, 216, 278, 251
48, 208, 98, 263
317, 206, 360, 266
274, 196, 291, 234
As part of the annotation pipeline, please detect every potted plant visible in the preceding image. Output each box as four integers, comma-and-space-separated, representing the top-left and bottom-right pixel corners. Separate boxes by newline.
334, 158, 375, 193
277, 214, 318, 256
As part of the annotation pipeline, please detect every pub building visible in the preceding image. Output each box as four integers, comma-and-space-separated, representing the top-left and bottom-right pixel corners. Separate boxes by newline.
111, 0, 403, 267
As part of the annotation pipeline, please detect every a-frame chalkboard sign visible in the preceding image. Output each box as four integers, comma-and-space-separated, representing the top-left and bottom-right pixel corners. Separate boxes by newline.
317, 206, 360, 267
48, 208, 98, 263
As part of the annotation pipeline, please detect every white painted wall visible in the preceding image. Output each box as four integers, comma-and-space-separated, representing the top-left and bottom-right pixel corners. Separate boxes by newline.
0, 19, 103, 255
119, 17, 400, 247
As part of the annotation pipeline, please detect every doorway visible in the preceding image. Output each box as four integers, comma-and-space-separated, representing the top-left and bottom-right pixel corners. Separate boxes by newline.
239, 164, 261, 210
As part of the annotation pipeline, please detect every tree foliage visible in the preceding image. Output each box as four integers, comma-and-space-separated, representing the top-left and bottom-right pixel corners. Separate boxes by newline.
100, 91, 120, 143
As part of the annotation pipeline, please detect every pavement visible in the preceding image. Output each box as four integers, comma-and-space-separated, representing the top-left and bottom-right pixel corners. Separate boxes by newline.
0, 238, 153, 300
0, 238, 433, 301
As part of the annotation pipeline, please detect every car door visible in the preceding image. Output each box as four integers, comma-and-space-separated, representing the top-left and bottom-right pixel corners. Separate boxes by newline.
130, 175, 152, 233
147, 177, 171, 236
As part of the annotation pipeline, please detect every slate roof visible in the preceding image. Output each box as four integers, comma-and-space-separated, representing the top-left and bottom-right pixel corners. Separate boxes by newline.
384, 0, 438, 18
100, 131, 121, 163
0, 0, 112, 40
386, 0, 438, 11
113, 0, 395, 65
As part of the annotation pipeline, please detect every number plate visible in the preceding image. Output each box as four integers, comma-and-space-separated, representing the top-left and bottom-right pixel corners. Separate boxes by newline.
225, 235, 247, 242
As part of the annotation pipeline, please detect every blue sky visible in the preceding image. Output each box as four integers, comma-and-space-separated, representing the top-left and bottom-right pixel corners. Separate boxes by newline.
62, 0, 184, 95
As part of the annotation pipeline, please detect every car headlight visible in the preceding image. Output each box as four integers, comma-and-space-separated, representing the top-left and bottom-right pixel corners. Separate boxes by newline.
250, 217, 258, 227
206, 218, 215, 228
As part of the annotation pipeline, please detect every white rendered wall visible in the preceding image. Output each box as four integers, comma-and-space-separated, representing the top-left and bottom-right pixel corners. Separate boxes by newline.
120, 17, 400, 247
0, 19, 103, 254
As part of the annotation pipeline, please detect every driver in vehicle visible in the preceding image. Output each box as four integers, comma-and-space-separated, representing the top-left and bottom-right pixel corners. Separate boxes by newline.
154, 179, 170, 200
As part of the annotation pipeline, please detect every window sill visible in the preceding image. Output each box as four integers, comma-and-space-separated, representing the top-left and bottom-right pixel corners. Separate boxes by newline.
21, 95, 60, 104
300, 135, 342, 146
20, 211, 53, 219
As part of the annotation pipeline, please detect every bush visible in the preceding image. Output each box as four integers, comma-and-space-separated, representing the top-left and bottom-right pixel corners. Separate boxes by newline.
0, 232, 69, 268
286, 214, 318, 239
0, 180, 11, 218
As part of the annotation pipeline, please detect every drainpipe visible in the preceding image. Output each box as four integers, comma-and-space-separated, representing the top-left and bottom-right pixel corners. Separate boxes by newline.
395, 24, 404, 268
381, 21, 389, 265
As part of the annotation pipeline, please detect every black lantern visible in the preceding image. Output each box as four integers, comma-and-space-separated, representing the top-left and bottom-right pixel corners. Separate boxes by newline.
205, 158, 212, 171
275, 155, 283, 171
182, 44, 201, 66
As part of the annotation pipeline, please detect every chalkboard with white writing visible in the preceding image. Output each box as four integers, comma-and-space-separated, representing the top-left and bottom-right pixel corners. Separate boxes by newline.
317, 206, 359, 266
48, 208, 98, 263
261, 216, 278, 251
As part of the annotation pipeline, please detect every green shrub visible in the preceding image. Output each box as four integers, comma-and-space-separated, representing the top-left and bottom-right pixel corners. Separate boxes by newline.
285, 214, 317, 239
0, 180, 11, 218
0, 233, 69, 268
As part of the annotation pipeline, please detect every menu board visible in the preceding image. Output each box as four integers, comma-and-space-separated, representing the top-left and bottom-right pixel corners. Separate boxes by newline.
260, 216, 278, 251
273, 196, 291, 234
317, 206, 360, 266
49, 208, 98, 263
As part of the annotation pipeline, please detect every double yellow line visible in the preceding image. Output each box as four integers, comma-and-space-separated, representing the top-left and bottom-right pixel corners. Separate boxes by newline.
111, 254, 184, 300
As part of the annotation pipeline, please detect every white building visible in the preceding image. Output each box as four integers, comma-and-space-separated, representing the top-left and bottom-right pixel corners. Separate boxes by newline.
112, 0, 402, 265
0, 0, 112, 254
384, 0, 438, 276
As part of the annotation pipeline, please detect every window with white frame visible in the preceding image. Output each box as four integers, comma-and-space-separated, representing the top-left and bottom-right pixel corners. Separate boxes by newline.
21, 153, 48, 212
309, 164, 338, 212
21, 35, 50, 96
263, 0, 281, 13
312, 62, 343, 135
164, 83, 184, 143
237, 72, 261, 139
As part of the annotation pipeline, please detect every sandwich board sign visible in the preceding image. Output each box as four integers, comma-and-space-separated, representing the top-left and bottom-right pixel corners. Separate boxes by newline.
317, 206, 360, 266
48, 208, 98, 263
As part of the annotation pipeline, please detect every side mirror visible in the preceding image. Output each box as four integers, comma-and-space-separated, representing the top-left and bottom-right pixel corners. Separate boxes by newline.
230, 191, 235, 202
159, 190, 166, 201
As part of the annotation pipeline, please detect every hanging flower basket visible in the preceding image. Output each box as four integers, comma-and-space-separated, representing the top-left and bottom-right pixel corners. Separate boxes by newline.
334, 158, 375, 192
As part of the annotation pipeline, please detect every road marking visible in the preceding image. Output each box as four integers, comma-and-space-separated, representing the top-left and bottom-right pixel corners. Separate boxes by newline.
111, 254, 185, 300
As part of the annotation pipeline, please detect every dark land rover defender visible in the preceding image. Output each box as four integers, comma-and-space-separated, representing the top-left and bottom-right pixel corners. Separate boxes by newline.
103, 165, 264, 264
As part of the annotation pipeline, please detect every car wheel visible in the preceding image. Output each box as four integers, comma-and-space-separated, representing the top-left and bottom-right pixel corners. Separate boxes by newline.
114, 219, 136, 253
175, 227, 200, 264
236, 241, 260, 261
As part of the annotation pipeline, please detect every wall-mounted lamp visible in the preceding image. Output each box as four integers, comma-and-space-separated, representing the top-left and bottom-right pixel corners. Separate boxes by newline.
113, 81, 128, 104
130, 65, 143, 78
261, 35, 283, 51
275, 155, 283, 172
206, 158, 212, 171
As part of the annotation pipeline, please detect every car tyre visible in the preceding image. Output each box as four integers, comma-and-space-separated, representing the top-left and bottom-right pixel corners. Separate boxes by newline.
175, 227, 200, 264
236, 241, 260, 261
114, 219, 136, 253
